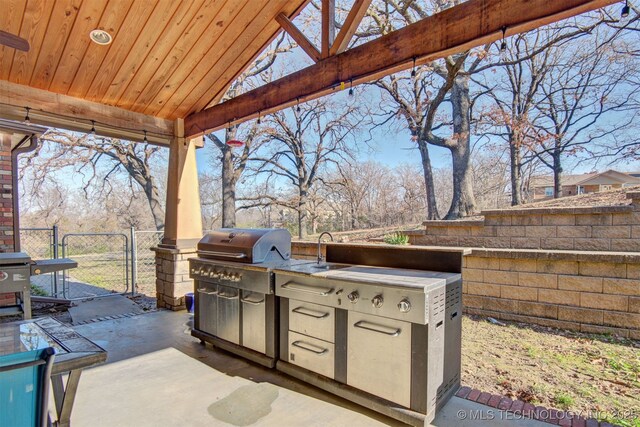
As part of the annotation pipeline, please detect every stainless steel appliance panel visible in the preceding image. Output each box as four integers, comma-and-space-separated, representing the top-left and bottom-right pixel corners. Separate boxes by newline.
288, 331, 334, 379
217, 285, 240, 344
347, 312, 412, 408
289, 299, 335, 343
196, 283, 218, 336
241, 290, 266, 353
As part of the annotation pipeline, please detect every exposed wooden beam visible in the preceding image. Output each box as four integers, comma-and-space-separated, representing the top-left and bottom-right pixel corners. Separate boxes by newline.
185, 0, 617, 137
0, 80, 173, 145
330, 0, 372, 56
276, 13, 321, 63
321, 0, 336, 58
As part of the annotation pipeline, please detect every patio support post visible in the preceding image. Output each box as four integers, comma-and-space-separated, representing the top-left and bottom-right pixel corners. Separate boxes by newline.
152, 119, 203, 310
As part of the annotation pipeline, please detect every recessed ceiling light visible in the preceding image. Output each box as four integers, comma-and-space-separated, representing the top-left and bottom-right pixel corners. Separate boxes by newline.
89, 29, 112, 45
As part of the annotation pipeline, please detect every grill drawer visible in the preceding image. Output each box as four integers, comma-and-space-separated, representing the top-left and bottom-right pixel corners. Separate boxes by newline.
288, 331, 334, 379
289, 299, 335, 343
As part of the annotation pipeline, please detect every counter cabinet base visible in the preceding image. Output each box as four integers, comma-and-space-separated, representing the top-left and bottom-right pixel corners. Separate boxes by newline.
276, 360, 459, 427
191, 329, 277, 368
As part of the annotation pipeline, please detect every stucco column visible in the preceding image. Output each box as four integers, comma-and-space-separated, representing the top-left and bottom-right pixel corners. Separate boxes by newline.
154, 119, 203, 310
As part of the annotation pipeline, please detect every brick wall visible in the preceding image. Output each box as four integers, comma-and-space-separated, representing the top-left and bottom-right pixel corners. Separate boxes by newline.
463, 249, 640, 339
0, 134, 14, 252
0, 134, 16, 307
410, 193, 640, 252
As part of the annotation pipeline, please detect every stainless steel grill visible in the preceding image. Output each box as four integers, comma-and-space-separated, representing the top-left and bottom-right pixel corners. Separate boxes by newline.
190, 228, 304, 368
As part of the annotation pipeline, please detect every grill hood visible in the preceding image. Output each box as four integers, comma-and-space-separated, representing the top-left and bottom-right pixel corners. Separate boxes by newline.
197, 228, 292, 263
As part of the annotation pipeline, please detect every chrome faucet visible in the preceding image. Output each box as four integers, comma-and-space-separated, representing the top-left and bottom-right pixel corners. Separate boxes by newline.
317, 232, 334, 264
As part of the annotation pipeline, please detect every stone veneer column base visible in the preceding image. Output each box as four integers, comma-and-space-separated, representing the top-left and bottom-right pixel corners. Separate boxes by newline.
152, 246, 197, 311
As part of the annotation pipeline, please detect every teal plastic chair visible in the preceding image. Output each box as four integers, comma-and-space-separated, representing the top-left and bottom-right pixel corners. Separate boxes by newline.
0, 347, 55, 427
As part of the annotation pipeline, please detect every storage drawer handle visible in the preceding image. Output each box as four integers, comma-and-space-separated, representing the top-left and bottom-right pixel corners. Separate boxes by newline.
292, 307, 330, 319
354, 321, 401, 337
241, 296, 264, 305
292, 340, 328, 355
217, 292, 238, 300
281, 282, 333, 296
197, 288, 217, 295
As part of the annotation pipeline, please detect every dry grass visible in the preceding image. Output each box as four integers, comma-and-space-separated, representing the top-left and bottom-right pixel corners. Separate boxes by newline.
462, 315, 640, 426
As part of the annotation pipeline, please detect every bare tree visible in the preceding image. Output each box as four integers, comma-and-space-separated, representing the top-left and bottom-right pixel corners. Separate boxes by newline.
249, 98, 363, 238
206, 34, 293, 227
22, 130, 166, 230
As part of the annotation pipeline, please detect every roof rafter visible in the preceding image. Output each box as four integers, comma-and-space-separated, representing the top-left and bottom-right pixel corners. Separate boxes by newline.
185, 0, 618, 138
330, 0, 372, 56
276, 13, 321, 63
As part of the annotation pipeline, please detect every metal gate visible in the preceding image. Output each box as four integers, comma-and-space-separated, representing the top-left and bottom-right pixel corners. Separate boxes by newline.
61, 233, 130, 300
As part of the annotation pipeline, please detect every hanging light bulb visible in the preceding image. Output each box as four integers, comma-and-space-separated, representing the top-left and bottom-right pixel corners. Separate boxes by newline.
348, 80, 354, 97
296, 98, 301, 113
411, 57, 416, 79
90, 120, 96, 136
23, 107, 31, 125
500, 26, 508, 61
622, 0, 630, 18
143, 130, 148, 143
257, 112, 261, 125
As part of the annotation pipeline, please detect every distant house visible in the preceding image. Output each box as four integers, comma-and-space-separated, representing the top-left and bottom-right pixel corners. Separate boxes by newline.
528, 170, 640, 201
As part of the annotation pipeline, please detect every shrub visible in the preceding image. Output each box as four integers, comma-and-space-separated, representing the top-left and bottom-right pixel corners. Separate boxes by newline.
384, 232, 409, 245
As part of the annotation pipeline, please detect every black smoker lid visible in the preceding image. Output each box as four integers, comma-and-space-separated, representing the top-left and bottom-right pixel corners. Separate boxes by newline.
0, 252, 32, 265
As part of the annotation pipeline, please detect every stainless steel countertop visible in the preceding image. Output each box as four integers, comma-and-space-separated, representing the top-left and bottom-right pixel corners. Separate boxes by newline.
273, 262, 461, 290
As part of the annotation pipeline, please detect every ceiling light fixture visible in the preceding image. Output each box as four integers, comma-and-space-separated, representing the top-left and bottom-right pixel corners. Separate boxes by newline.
23, 107, 31, 125
90, 29, 113, 45
90, 120, 96, 136
296, 98, 301, 113
500, 26, 508, 53
411, 57, 416, 79
348, 80, 354, 96
257, 112, 261, 125
143, 130, 148, 143
622, 0, 630, 18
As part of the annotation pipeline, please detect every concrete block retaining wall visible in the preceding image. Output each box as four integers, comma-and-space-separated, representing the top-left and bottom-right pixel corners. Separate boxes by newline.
408, 191, 640, 338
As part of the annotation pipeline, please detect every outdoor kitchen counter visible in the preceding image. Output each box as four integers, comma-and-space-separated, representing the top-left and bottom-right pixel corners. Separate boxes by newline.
272, 263, 461, 291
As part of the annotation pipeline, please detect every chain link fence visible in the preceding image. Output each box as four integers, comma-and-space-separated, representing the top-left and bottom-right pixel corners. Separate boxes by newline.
19, 227, 59, 296
132, 230, 163, 296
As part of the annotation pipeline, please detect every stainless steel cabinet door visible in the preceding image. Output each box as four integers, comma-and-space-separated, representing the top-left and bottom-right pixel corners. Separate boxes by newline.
196, 285, 217, 336
217, 285, 240, 344
241, 290, 266, 353
347, 312, 412, 407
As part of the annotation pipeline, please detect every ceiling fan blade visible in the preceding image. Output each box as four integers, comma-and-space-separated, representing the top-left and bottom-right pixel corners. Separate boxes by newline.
0, 30, 29, 52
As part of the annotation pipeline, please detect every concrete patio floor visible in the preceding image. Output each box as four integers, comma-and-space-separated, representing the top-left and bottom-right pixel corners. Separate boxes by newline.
69, 310, 549, 426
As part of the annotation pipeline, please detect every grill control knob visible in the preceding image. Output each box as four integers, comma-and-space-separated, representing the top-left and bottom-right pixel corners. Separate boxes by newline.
347, 291, 359, 303
372, 295, 384, 308
398, 299, 411, 313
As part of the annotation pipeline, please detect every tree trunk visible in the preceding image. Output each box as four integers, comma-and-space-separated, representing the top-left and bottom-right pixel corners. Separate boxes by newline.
416, 141, 439, 220
221, 147, 236, 227
445, 75, 477, 219
298, 187, 308, 239
552, 148, 563, 199
144, 182, 165, 231
509, 133, 523, 206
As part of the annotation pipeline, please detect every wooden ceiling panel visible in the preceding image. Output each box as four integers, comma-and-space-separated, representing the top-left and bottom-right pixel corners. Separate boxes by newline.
142, 0, 250, 116
0, 0, 309, 120
30, 0, 82, 89
85, 0, 160, 102
49, 0, 110, 93
66, 0, 135, 98
0, 1, 27, 80
186, 0, 304, 116
9, 0, 55, 85
117, 0, 213, 111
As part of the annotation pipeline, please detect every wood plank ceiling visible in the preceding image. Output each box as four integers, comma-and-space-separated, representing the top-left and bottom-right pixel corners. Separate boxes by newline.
0, 0, 308, 120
